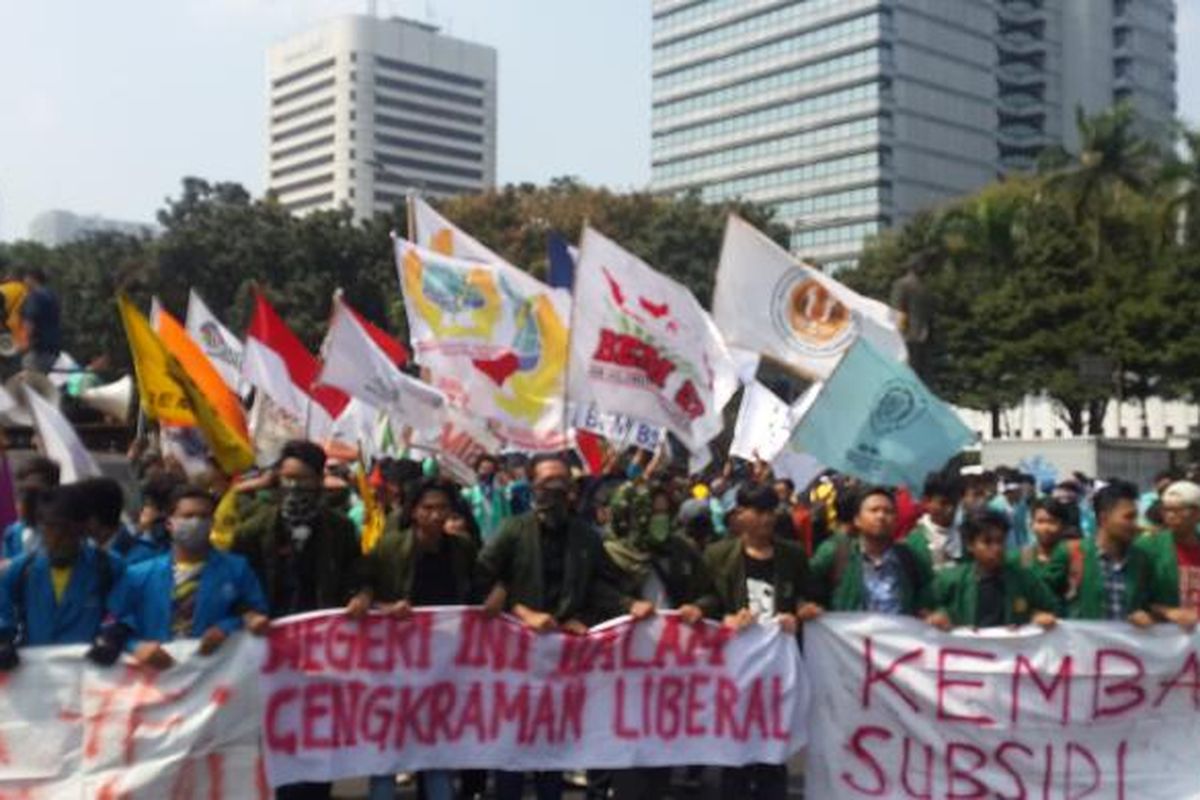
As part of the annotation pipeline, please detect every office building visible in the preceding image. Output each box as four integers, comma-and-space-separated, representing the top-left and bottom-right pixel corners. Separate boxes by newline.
267, 15, 497, 218
650, 0, 1177, 270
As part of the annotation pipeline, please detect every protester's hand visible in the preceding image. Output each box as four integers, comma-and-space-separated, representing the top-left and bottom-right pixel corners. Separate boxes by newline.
0, 642, 18, 671
133, 642, 175, 670
1166, 607, 1198, 631
561, 619, 589, 636
796, 602, 824, 623
775, 612, 798, 635
677, 604, 704, 625
345, 592, 371, 619
1128, 609, 1154, 629
244, 612, 271, 636
198, 626, 227, 655
1032, 612, 1057, 630
482, 585, 507, 618
926, 611, 953, 632
722, 608, 755, 631
86, 636, 122, 667
629, 600, 655, 621
385, 600, 413, 620
516, 605, 557, 634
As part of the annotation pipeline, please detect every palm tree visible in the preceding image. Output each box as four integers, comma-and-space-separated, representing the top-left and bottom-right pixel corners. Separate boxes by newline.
1158, 124, 1200, 247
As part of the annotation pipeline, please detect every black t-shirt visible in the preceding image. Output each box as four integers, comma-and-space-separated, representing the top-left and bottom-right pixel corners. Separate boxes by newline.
976, 572, 1006, 627
410, 538, 458, 606
22, 286, 61, 355
275, 525, 320, 615
540, 525, 567, 615
744, 554, 776, 622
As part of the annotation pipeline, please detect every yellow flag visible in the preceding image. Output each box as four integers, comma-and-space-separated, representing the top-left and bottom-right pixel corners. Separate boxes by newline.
209, 487, 241, 551
356, 464, 385, 554
117, 294, 254, 474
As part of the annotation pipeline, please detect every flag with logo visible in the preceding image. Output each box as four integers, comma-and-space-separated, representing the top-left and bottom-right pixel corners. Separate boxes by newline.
24, 386, 101, 484
788, 338, 973, 488
567, 226, 738, 452
317, 293, 442, 434
186, 290, 248, 396
394, 234, 568, 450
713, 215, 906, 379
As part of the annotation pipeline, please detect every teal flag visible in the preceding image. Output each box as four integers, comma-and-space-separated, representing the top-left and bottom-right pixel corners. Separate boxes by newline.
789, 338, 974, 488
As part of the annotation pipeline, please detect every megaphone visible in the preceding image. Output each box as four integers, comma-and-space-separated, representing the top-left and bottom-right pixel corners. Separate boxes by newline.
80, 375, 135, 424
2, 370, 61, 427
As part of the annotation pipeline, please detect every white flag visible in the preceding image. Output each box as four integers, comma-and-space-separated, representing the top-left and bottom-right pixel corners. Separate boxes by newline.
729, 382, 800, 463
713, 215, 906, 379
567, 227, 738, 451
186, 290, 247, 396
317, 294, 446, 436
24, 387, 101, 484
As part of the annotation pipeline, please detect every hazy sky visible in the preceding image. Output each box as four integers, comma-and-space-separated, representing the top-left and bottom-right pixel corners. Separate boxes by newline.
0, 0, 1196, 241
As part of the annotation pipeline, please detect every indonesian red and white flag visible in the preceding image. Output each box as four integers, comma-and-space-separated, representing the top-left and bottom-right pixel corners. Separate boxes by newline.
241, 290, 347, 438
567, 227, 738, 452
317, 294, 443, 435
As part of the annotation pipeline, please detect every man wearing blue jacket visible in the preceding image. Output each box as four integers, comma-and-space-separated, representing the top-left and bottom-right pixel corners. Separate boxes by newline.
1, 456, 61, 561
110, 485, 270, 670
0, 487, 124, 668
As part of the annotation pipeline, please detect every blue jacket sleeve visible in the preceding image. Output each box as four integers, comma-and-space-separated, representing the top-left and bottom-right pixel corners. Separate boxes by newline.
0, 556, 24, 642
212, 555, 269, 637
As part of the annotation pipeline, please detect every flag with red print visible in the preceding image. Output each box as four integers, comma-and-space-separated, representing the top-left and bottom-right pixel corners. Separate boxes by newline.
567, 227, 738, 451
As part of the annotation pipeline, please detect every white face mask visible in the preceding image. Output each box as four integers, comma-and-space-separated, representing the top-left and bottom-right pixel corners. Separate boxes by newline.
171, 516, 213, 553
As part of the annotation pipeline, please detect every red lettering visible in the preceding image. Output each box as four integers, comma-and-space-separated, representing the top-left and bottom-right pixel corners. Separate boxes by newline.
361, 686, 395, 751
490, 683, 530, 741
656, 676, 684, 739
621, 624, 655, 670
1064, 742, 1101, 800
945, 742, 988, 799
454, 682, 486, 743
841, 725, 891, 796
265, 688, 298, 754
1011, 653, 1073, 726
426, 682, 457, 742
1153, 652, 1200, 709
559, 681, 585, 742
1092, 649, 1145, 720
614, 677, 639, 739
674, 380, 704, 420
900, 736, 933, 799
685, 674, 709, 737
524, 684, 559, 744
861, 637, 922, 713
743, 678, 769, 740
994, 741, 1033, 800
937, 647, 997, 727
302, 616, 331, 672
329, 680, 365, 747
769, 676, 789, 741
715, 677, 742, 740
301, 683, 334, 750
455, 611, 529, 672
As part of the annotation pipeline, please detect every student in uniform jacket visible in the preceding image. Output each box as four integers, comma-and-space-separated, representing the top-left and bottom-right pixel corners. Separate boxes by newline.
0, 487, 124, 669
1050, 481, 1155, 624
904, 472, 965, 574
108, 486, 270, 670
1, 456, 60, 560
1015, 497, 1073, 607
74, 477, 158, 564
928, 509, 1058, 630
1138, 480, 1200, 629
801, 486, 933, 619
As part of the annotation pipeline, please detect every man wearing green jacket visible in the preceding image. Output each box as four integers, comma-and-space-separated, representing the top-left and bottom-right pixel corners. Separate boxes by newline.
904, 473, 965, 574
1140, 480, 1200, 629
1051, 480, 1154, 625
800, 487, 933, 619
928, 509, 1058, 630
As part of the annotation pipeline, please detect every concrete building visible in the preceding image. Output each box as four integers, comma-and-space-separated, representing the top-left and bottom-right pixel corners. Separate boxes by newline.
27, 210, 157, 247
650, 0, 1177, 270
266, 15, 497, 219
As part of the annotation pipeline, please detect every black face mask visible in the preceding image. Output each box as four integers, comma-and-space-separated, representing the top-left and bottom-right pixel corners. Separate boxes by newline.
533, 478, 571, 527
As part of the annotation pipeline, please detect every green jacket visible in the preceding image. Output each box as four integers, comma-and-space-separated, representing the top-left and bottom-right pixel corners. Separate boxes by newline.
368, 520, 477, 605
701, 536, 809, 618
232, 502, 367, 618
809, 533, 933, 615
1135, 530, 1193, 607
1013, 544, 1067, 613
933, 562, 1058, 627
604, 534, 715, 616
475, 512, 622, 624
1047, 538, 1155, 620
904, 521, 966, 574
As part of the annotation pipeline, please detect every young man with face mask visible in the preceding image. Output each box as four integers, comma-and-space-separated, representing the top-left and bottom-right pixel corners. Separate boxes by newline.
801, 487, 933, 620
106, 486, 270, 670
1, 456, 60, 561
701, 482, 808, 800
601, 480, 712, 800
477, 452, 624, 800
463, 453, 512, 543
1140, 480, 1200, 630
0, 487, 126, 669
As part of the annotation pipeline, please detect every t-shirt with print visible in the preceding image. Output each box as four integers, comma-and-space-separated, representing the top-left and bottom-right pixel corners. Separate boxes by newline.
1176, 538, 1200, 613
744, 555, 776, 624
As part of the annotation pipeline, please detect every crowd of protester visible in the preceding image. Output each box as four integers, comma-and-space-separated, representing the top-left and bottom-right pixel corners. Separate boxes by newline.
1, 436, 1198, 800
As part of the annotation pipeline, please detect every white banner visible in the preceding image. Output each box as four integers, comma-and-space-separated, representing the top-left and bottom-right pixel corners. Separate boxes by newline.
569, 402, 664, 451
0, 634, 265, 797
806, 614, 1200, 800
260, 608, 809, 787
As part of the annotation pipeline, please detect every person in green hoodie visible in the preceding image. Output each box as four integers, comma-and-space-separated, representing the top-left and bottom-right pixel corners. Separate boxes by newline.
800, 486, 933, 620
1140, 480, 1200, 630
1014, 496, 1073, 605
904, 473, 965, 574
928, 509, 1058, 630
1049, 480, 1154, 625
